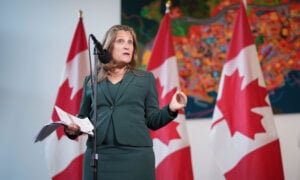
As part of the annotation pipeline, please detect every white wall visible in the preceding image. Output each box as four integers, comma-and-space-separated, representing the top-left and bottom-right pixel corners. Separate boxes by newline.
0, 1, 299, 180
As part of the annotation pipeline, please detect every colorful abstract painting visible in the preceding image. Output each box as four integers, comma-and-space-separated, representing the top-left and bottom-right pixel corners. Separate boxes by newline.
122, 0, 300, 119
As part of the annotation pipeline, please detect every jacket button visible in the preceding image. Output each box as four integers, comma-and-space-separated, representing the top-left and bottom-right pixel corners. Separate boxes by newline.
110, 106, 113, 110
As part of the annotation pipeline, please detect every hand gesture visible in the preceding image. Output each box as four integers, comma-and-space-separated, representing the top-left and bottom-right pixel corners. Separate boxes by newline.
169, 90, 187, 112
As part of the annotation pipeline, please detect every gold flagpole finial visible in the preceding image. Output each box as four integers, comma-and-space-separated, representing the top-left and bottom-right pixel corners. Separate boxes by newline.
165, 0, 172, 13
79, 9, 83, 18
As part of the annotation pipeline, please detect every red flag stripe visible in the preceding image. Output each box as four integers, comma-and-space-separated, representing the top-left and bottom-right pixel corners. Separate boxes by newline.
225, 140, 284, 180
66, 18, 88, 62
155, 147, 194, 180
226, 4, 253, 62
147, 14, 175, 71
53, 154, 84, 180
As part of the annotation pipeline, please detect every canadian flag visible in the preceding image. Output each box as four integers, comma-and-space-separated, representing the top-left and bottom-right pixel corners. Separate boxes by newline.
146, 13, 194, 180
210, 3, 285, 180
45, 16, 89, 180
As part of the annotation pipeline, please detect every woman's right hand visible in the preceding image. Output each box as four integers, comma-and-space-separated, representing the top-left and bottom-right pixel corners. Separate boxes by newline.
65, 123, 81, 136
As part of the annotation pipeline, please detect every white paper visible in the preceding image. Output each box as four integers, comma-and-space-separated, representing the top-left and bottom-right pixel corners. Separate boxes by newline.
55, 106, 94, 136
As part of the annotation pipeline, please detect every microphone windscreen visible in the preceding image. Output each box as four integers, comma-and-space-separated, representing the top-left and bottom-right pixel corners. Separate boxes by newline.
99, 50, 112, 64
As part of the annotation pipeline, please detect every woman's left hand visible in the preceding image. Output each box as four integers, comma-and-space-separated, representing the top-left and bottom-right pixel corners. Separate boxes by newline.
169, 90, 188, 112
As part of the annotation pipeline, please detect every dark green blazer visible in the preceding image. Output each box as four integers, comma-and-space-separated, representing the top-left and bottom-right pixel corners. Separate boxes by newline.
78, 70, 176, 148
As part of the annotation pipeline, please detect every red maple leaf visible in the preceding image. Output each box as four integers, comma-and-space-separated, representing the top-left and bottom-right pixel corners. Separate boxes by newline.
150, 78, 181, 145
150, 121, 180, 145
212, 70, 269, 139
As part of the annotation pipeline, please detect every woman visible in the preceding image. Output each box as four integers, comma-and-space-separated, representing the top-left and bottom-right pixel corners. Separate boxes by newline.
65, 25, 187, 180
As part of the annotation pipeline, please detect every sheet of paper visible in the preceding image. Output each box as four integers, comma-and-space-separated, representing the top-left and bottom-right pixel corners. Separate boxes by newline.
55, 106, 94, 135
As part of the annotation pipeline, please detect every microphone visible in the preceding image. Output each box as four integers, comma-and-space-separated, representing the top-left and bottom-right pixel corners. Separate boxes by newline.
90, 34, 111, 64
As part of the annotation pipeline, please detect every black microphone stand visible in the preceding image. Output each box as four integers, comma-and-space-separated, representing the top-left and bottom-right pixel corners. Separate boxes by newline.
89, 33, 111, 180
90, 45, 100, 180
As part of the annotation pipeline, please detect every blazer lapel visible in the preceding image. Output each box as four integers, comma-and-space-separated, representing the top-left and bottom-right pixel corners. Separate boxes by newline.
114, 70, 135, 103
99, 80, 113, 105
